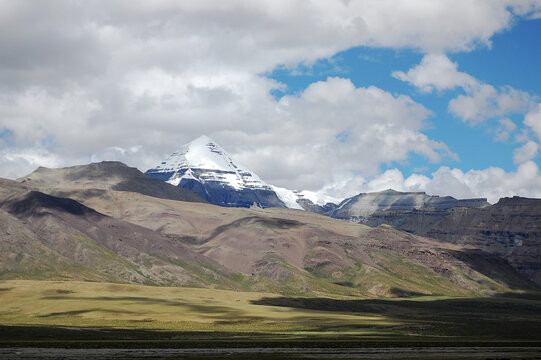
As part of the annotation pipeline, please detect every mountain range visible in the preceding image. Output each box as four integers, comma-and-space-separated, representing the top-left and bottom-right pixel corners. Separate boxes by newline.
1, 139, 540, 296
144, 136, 489, 214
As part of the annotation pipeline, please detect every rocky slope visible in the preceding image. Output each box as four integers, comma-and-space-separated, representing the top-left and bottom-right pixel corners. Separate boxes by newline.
360, 196, 541, 286
423, 197, 541, 286
40, 184, 536, 297
19, 161, 204, 203
0, 185, 240, 288
0, 208, 113, 281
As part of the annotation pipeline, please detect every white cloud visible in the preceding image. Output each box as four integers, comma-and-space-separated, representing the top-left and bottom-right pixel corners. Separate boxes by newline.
0, 147, 64, 180
0, 87, 101, 148
421, 161, 541, 203
525, 103, 541, 140
230, 77, 455, 191
1, 1, 541, 200
449, 84, 534, 123
392, 53, 477, 92
494, 118, 517, 142
513, 140, 539, 164
327, 161, 541, 204
395, 54, 536, 124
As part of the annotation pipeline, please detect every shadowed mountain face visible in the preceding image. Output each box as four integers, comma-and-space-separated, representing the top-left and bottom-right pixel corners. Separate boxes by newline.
356, 197, 541, 286
2, 191, 97, 218
18, 161, 205, 203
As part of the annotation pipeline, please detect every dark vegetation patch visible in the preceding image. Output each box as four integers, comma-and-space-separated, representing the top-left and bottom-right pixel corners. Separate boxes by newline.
166, 234, 201, 245
37, 309, 95, 318
55, 289, 74, 294
38, 308, 136, 318
252, 293, 541, 340
389, 288, 427, 298
1, 324, 541, 349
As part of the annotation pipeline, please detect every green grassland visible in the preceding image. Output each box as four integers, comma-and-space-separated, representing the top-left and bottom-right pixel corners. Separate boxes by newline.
1, 280, 541, 348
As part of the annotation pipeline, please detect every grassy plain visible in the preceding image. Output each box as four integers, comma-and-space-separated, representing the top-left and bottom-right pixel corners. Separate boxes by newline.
0, 279, 541, 349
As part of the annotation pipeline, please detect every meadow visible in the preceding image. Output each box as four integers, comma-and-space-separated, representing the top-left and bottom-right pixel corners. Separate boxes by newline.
1, 279, 541, 349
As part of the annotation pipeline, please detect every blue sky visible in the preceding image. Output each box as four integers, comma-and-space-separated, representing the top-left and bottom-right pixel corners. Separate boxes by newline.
267, 18, 541, 179
1, 2, 541, 203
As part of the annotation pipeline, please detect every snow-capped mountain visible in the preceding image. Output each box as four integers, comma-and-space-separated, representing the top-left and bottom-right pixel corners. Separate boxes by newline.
145, 135, 303, 208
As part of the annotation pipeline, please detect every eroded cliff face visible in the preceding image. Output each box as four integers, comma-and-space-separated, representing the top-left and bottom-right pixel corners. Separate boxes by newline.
331, 189, 488, 221
425, 197, 541, 285
362, 197, 541, 286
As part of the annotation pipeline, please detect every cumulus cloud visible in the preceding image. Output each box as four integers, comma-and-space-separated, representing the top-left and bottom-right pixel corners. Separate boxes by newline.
337, 161, 541, 204
392, 54, 476, 92
525, 103, 541, 140
1, 0, 541, 200
395, 53, 536, 124
494, 118, 517, 142
421, 162, 541, 203
0, 147, 64, 180
449, 84, 534, 123
513, 140, 539, 164
230, 77, 455, 191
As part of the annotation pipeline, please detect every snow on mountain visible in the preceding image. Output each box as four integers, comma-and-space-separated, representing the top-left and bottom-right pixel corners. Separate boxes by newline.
145, 135, 302, 209
144, 136, 490, 214
296, 190, 342, 206
271, 185, 304, 210
147, 135, 272, 191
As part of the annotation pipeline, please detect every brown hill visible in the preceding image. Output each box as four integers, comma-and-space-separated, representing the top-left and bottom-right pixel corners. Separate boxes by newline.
0, 189, 241, 288
45, 187, 537, 296
0, 208, 114, 282
18, 161, 205, 203
1, 167, 537, 297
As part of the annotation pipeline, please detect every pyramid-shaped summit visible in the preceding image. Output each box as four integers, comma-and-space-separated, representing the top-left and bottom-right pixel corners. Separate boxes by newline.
145, 135, 287, 208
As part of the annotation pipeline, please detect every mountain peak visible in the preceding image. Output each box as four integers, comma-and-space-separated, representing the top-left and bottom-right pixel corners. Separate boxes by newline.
146, 136, 292, 208
148, 136, 264, 189
379, 189, 400, 194
190, 134, 215, 145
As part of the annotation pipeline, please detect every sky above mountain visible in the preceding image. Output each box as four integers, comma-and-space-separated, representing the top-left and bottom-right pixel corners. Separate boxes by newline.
1, 1, 541, 203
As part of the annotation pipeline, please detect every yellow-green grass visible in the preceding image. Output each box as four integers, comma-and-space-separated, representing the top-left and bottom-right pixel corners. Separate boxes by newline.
0, 280, 398, 337
1, 280, 540, 342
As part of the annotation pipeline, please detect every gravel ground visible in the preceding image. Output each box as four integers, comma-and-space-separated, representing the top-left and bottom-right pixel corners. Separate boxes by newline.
1, 346, 541, 360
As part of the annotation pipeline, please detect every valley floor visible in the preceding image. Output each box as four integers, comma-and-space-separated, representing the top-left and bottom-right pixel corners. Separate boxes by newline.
1, 280, 541, 358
